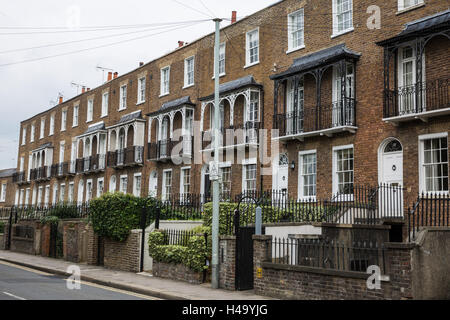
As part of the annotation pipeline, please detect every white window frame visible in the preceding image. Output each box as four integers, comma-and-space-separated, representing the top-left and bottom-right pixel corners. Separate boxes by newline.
242, 158, 257, 193
25, 188, 30, 206
418, 132, 449, 195
22, 127, 26, 145
61, 110, 67, 131
101, 92, 109, 117
398, 0, 424, 12
160, 66, 170, 97
287, 9, 305, 54
298, 150, 317, 201
162, 169, 172, 201
180, 167, 191, 196
119, 175, 128, 194
119, 85, 127, 111
19, 189, 24, 207
68, 182, 74, 203
245, 28, 259, 68
40, 118, 45, 139
44, 185, 50, 206
332, 0, 354, 38
60, 183, 66, 202
30, 124, 35, 142
332, 144, 354, 200
133, 173, 142, 197
86, 179, 93, 202
97, 178, 104, 198
137, 77, 146, 104
87, 99, 94, 122
109, 175, 117, 193
184, 56, 195, 88
49, 114, 55, 136
73, 105, 79, 127
0, 183, 6, 202
52, 183, 59, 205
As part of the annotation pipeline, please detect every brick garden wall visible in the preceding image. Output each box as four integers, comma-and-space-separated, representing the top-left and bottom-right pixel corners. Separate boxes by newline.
152, 261, 204, 285
103, 229, 141, 273
219, 236, 236, 290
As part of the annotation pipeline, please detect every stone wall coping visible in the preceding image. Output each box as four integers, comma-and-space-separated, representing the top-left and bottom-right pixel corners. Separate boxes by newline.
220, 235, 236, 240
262, 222, 322, 227
320, 223, 391, 230
253, 235, 272, 241
131, 229, 142, 234
261, 262, 391, 281
384, 242, 416, 250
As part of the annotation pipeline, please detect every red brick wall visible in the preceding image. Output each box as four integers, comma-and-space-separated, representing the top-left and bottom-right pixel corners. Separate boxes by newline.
103, 230, 141, 273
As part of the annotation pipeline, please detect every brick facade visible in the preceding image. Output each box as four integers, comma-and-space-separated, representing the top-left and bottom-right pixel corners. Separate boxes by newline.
219, 236, 236, 290
11, 0, 449, 214
152, 261, 204, 284
103, 230, 141, 273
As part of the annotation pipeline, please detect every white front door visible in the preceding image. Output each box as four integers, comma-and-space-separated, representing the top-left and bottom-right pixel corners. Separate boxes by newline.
273, 154, 289, 205
379, 139, 404, 217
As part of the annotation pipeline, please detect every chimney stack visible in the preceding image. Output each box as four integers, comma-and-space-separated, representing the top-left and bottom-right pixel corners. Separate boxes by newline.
59, 96, 63, 104
178, 41, 184, 48
107, 72, 113, 82
82, 87, 86, 94
231, 11, 237, 24
113, 72, 118, 79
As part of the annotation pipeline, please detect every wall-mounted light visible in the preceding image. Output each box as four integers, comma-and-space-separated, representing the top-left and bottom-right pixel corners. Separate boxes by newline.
290, 161, 295, 170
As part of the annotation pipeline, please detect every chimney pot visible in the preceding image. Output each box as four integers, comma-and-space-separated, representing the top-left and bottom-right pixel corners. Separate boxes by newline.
107, 72, 113, 81
113, 72, 118, 79
178, 41, 184, 48
231, 11, 237, 24
82, 87, 86, 94
59, 96, 63, 104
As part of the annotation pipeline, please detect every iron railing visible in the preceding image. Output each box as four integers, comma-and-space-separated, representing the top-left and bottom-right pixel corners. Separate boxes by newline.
271, 237, 386, 274
202, 122, 261, 150
274, 98, 356, 137
384, 77, 449, 119
12, 171, 27, 184
408, 192, 450, 242
2, 203, 90, 222
30, 166, 51, 181
108, 146, 144, 167
160, 229, 196, 246
148, 137, 193, 161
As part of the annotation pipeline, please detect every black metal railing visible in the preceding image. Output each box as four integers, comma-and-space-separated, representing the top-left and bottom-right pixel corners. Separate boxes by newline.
160, 229, 196, 246
3, 203, 90, 222
202, 122, 261, 150
384, 77, 449, 119
274, 98, 356, 137
271, 237, 386, 274
30, 166, 51, 181
12, 171, 26, 184
108, 146, 144, 167
408, 192, 450, 242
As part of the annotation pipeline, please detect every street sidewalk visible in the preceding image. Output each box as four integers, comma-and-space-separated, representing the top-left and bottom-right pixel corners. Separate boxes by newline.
0, 250, 271, 300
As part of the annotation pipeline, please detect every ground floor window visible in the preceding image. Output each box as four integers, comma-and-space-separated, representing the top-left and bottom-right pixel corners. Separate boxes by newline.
120, 175, 128, 194
181, 168, 191, 196
220, 166, 232, 196
86, 180, 93, 202
333, 145, 354, 195
420, 134, 448, 193
97, 179, 104, 198
243, 163, 257, 193
60, 184, 65, 202
299, 151, 317, 199
133, 174, 141, 197
162, 170, 172, 201
68, 183, 74, 203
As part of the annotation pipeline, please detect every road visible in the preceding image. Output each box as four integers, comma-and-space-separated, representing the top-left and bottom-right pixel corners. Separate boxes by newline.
0, 261, 159, 300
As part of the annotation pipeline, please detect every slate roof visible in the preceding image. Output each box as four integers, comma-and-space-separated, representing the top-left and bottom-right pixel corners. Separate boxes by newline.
147, 97, 195, 117
270, 44, 361, 80
117, 111, 143, 124
84, 122, 105, 135
199, 76, 262, 101
377, 10, 450, 46
0, 168, 16, 178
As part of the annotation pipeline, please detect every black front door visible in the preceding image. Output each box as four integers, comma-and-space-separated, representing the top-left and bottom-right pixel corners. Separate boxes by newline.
235, 226, 255, 291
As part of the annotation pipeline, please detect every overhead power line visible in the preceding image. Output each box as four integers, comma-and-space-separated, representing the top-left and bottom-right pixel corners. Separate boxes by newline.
170, 0, 214, 19
0, 20, 207, 68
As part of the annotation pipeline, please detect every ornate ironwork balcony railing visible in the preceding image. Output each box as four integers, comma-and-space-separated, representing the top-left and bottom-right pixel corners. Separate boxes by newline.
30, 166, 51, 181
108, 146, 144, 168
384, 78, 449, 119
12, 172, 27, 184
201, 121, 261, 150
273, 98, 356, 137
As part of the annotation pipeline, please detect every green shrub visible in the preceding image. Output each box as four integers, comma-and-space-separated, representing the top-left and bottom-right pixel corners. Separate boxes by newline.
47, 203, 80, 219
89, 192, 148, 242
40, 215, 60, 226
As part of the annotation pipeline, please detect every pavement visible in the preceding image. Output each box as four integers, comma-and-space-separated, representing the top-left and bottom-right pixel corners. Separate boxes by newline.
0, 250, 271, 300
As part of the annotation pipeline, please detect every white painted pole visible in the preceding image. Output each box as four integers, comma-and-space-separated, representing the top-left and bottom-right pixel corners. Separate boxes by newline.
211, 18, 222, 290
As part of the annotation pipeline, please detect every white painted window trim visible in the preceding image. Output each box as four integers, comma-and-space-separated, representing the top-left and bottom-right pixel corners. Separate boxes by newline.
119, 174, 128, 194
418, 132, 449, 195
25, 188, 30, 206
119, 85, 127, 111
60, 183, 65, 202
87, 99, 94, 122
287, 9, 305, 54
180, 166, 191, 195
332, 144, 354, 200
184, 56, 195, 88
86, 179, 93, 202
30, 124, 35, 142
101, 92, 109, 118
0, 183, 6, 202
331, 0, 354, 38
49, 114, 55, 136
298, 150, 317, 201
241, 158, 257, 193
160, 66, 171, 97
73, 105, 79, 127
137, 77, 146, 104
133, 173, 142, 197
109, 175, 116, 193
61, 110, 67, 131
397, 0, 424, 12
213, 43, 226, 78
68, 182, 74, 203
162, 169, 172, 201
40, 118, 45, 139
245, 28, 260, 68
97, 178, 104, 198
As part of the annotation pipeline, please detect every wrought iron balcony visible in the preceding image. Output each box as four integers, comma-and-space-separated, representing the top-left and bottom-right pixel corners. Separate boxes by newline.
12, 171, 27, 184
30, 166, 51, 181
108, 146, 144, 168
75, 155, 106, 174
273, 98, 356, 140
148, 136, 194, 162
201, 121, 261, 151
383, 77, 450, 122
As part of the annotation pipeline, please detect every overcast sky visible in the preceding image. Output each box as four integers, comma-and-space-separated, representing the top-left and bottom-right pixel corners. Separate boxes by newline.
0, 0, 276, 169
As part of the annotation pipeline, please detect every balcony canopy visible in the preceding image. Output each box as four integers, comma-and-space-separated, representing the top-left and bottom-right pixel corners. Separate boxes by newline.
270, 44, 361, 81
377, 10, 450, 47
199, 75, 262, 101
147, 96, 195, 117
117, 110, 143, 125
84, 122, 105, 135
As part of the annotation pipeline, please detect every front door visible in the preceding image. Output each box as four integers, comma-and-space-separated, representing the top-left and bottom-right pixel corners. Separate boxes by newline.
273, 154, 289, 205
149, 171, 158, 197
380, 139, 404, 217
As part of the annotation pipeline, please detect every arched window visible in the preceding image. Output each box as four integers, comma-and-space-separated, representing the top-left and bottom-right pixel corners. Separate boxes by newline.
279, 154, 289, 166
384, 140, 403, 153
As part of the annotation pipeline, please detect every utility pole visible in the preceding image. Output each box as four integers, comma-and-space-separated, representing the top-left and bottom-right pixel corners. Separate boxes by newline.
211, 17, 222, 290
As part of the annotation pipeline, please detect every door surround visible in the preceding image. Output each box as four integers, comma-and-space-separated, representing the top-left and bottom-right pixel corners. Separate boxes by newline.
378, 137, 404, 186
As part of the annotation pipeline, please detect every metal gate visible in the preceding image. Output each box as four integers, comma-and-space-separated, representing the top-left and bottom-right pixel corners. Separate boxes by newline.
49, 223, 63, 258
235, 225, 255, 291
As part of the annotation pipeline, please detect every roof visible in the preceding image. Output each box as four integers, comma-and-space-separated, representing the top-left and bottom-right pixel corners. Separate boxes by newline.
147, 96, 195, 117
0, 168, 16, 178
200, 76, 263, 101
117, 110, 143, 124
271, 44, 361, 80
377, 9, 450, 46
84, 122, 105, 135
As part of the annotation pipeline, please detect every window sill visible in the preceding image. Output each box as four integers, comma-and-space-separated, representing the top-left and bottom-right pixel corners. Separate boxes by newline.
182, 84, 195, 90
419, 191, 449, 198
136, 101, 146, 106
396, 3, 425, 15
286, 45, 305, 55
159, 93, 170, 98
100, 115, 108, 119
244, 61, 260, 69
298, 196, 317, 202
331, 27, 354, 39
212, 73, 226, 80
118, 108, 127, 112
